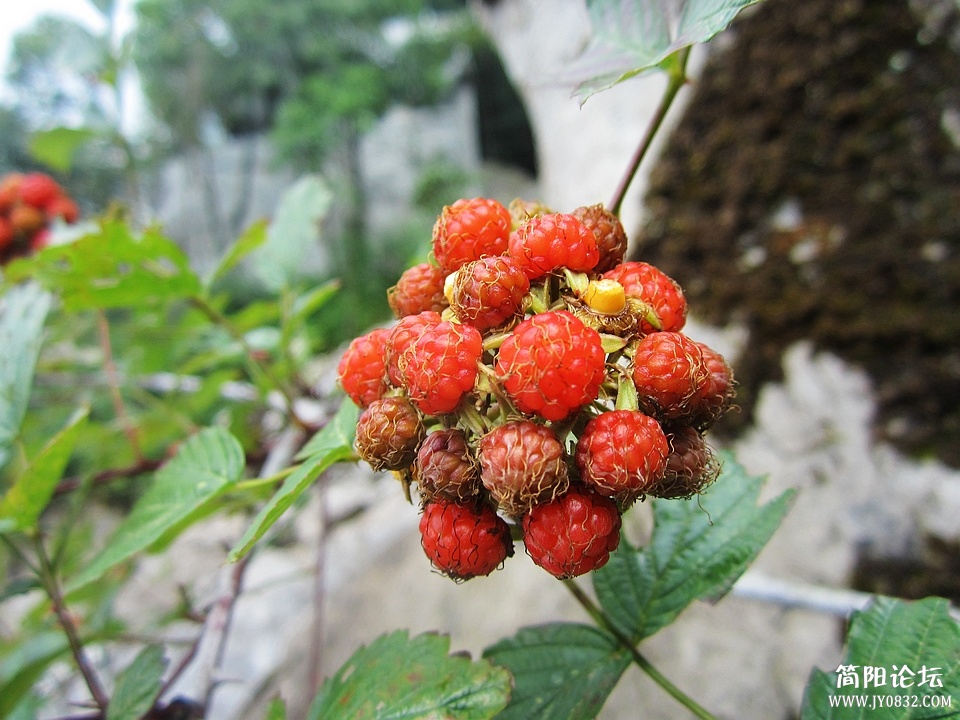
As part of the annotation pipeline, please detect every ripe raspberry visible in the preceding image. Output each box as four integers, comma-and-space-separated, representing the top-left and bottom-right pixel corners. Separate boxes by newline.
385, 311, 442, 387
419, 500, 514, 580
449, 255, 530, 331
0, 218, 13, 250
0, 174, 23, 213
388, 263, 447, 318
10, 205, 45, 236
355, 396, 425, 472
650, 426, 720, 499
571, 204, 627, 273
508, 213, 599, 280
631, 332, 709, 422
337, 327, 391, 408
30, 229, 51, 252
413, 428, 481, 503
400, 320, 483, 415
522, 486, 621, 579
478, 421, 569, 516
18, 173, 62, 210
432, 197, 511, 273
575, 410, 669, 505
603, 261, 686, 334
690, 341, 736, 430
46, 196, 79, 224
495, 310, 605, 422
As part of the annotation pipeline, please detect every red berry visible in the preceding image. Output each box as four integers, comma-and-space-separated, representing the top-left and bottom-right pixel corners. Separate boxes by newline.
46, 196, 79, 224
337, 327, 391, 408
413, 428, 481, 503
449, 255, 530, 331
30, 229, 51, 252
522, 486, 621, 579
495, 310, 606, 421
385, 311, 443, 387
432, 197, 511, 273
401, 320, 483, 415
0, 217, 13, 250
575, 410, 669, 505
508, 213, 599, 280
603, 261, 686, 333
355, 396, 425, 472
388, 263, 448, 318
650, 426, 720, 499
690, 341, 736, 430
419, 500, 514, 580
18, 173, 61, 210
0, 174, 23, 213
631, 332, 709, 422
478, 421, 569, 516
9, 205, 45, 236
571, 204, 627, 274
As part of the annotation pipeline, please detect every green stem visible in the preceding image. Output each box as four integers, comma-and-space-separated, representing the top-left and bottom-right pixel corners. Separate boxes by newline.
188, 296, 306, 427
98, 309, 143, 462
34, 536, 110, 713
607, 47, 691, 217
233, 464, 299, 494
562, 578, 718, 720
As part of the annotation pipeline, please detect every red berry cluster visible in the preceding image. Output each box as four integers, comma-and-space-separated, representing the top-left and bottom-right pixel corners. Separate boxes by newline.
0, 172, 80, 263
337, 197, 735, 581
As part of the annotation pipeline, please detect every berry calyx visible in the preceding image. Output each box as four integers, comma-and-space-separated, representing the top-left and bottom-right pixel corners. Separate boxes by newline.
388, 263, 448, 318
448, 255, 530, 331
603, 261, 687, 334
522, 486, 621, 579
575, 410, 669, 505
354, 396, 425, 472
496, 310, 606, 421
337, 327, 392, 408
432, 197, 511, 273
508, 213, 599, 280
478, 420, 569, 516
419, 500, 514, 580
400, 320, 483, 415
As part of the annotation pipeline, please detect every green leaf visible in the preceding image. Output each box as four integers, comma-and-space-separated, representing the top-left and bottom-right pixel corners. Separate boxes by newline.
251, 175, 332, 292
107, 645, 168, 720
206, 220, 268, 289
265, 698, 287, 720
0, 283, 52, 472
290, 280, 340, 328
308, 630, 511, 720
567, 0, 764, 102
483, 623, 630, 719
801, 596, 960, 719
0, 643, 69, 718
4, 222, 201, 311
229, 401, 358, 562
0, 408, 88, 532
592, 452, 794, 641
295, 399, 358, 461
28, 127, 98, 173
67, 427, 245, 591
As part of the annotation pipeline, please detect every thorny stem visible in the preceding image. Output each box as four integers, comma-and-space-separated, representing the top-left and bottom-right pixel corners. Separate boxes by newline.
98, 310, 144, 462
607, 47, 691, 218
34, 536, 111, 713
188, 296, 308, 429
562, 578, 719, 720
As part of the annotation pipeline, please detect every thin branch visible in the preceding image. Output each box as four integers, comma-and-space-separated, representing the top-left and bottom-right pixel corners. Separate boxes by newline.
34, 537, 111, 713
54, 457, 164, 496
97, 309, 144, 462
562, 578, 718, 720
607, 47, 691, 217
